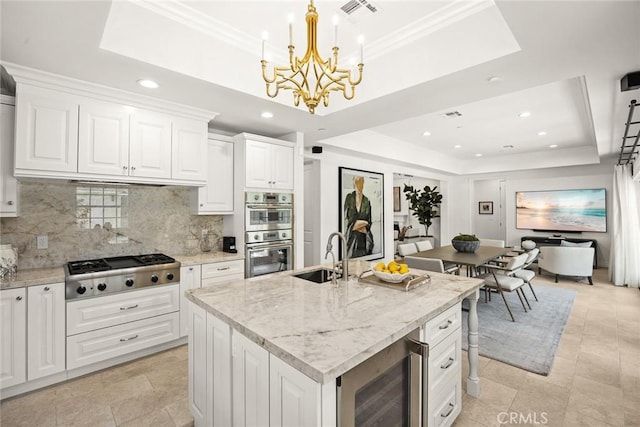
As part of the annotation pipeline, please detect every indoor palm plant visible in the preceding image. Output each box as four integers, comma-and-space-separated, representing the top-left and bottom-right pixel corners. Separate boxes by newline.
403, 184, 443, 237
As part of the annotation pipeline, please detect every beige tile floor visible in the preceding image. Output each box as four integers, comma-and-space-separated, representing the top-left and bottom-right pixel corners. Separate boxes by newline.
1, 268, 639, 427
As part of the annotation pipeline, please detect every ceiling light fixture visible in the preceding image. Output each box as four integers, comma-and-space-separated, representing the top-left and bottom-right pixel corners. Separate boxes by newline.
475, 153, 483, 157
454, 145, 462, 149
137, 79, 159, 89
537, 131, 547, 136
518, 111, 531, 118
261, 0, 364, 114
423, 131, 431, 136
549, 144, 558, 148
261, 112, 274, 118
488, 76, 502, 83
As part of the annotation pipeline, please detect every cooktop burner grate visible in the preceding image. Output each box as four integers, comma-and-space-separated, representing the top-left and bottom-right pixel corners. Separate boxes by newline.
66, 253, 177, 276
67, 259, 111, 275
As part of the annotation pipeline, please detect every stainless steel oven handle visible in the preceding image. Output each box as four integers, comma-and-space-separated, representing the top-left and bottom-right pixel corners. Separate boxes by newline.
407, 337, 429, 427
246, 204, 292, 209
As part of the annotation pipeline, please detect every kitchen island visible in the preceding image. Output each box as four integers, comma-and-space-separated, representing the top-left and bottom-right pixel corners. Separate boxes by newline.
186, 261, 483, 427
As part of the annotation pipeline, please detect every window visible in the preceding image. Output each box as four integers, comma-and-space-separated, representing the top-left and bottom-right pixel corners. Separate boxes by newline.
76, 187, 128, 230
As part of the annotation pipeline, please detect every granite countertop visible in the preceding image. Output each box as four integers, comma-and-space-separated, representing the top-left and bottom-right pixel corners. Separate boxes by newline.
187, 260, 483, 384
0, 251, 245, 290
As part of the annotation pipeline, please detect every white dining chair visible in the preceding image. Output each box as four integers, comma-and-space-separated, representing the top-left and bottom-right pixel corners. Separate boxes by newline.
404, 256, 460, 274
415, 240, 433, 251
397, 243, 418, 257
479, 238, 505, 248
513, 248, 540, 301
478, 253, 529, 322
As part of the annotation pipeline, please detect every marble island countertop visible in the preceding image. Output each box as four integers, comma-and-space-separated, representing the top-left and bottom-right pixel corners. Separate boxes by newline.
186, 261, 483, 384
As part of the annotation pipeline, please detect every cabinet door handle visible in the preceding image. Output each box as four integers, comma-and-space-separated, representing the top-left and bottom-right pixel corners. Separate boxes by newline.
119, 304, 139, 311
440, 403, 455, 418
439, 319, 453, 330
131, 166, 136, 172
7, 200, 13, 206
119, 334, 139, 342
441, 357, 454, 369
16, 296, 22, 301
44, 286, 50, 291
217, 266, 230, 271
189, 267, 194, 271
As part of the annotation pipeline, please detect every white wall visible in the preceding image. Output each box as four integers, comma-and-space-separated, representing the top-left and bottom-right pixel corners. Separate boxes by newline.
473, 179, 502, 240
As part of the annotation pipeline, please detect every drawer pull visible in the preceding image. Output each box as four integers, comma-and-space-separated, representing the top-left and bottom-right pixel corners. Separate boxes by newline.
439, 319, 453, 330
217, 266, 231, 271
44, 286, 50, 291
120, 304, 139, 311
119, 334, 139, 342
440, 403, 455, 418
16, 296, 23, 301
441, 357, 455, 369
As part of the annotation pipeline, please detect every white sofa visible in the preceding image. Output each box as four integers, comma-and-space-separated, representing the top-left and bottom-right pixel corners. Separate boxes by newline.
537, 246, 595, 285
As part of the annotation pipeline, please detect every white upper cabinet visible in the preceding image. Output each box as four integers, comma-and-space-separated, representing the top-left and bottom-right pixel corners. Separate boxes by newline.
14, 84, 79, 174
192, 136, 234, 214
1, 96, 18, 217
129, 110, 172, 180
242, 137, 294, 190
78, 100, 130, 176
172, 118, 208, 182
8, 66, 217, 186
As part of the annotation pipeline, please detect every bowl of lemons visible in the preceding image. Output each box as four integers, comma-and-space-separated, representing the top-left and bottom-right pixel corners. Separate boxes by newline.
370, 261, 411, 283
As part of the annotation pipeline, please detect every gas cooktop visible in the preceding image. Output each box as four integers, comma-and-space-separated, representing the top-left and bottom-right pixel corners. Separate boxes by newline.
66, 253, 176, 276
64, 253, 180, 300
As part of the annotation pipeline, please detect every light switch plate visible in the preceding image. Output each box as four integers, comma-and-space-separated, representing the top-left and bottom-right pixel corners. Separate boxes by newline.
36, 235, 48, 249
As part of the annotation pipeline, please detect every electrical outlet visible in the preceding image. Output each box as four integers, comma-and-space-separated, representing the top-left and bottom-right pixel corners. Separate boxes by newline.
36, 235, 48, 250
201, 229, 208, 238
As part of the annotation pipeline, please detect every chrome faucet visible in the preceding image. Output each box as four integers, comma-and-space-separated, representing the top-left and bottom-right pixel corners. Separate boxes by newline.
325, 232, 349, 281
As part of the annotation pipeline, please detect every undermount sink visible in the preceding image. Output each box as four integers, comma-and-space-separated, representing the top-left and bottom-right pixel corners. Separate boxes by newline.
292, 268, 341, 284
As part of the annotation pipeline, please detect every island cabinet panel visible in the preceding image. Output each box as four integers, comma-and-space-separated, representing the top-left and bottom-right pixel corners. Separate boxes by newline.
232, 330, 270, 427
269, 355, 320, 427
207, 313, 232, 427
188, 303, 207, 426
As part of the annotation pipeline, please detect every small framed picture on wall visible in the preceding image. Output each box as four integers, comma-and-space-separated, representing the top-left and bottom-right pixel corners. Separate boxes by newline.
479, 201, 493, 215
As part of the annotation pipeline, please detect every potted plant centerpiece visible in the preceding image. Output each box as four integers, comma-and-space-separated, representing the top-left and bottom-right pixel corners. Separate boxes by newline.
451, 233, 480, 253
403, 184, 442, 237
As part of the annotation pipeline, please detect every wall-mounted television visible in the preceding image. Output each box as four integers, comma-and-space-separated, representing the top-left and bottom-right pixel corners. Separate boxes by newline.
515, 189, 606, 233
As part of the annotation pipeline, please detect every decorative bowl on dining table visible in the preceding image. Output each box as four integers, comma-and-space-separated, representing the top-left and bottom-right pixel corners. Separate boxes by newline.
451, 233, 480, 253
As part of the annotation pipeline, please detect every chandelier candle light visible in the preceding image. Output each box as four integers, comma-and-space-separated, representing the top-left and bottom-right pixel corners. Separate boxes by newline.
261, 0, 364, 114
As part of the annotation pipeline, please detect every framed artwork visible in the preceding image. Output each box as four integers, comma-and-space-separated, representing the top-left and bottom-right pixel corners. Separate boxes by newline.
479, 201, 494, 215
393, 186, 401, 212
339, 167, 384, 261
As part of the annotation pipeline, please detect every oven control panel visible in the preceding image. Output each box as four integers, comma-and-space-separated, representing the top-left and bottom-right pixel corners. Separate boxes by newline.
246, 229, 292, 244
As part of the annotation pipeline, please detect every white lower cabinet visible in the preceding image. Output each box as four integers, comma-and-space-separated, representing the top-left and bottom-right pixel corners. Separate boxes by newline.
188, 303, 208, 426
27, 283, 66, 380
180, 265, 202, 337
208, 313, 232, 427
66, 284, 180, 370
67, 312, 179, 370
232, 330, 270, 427
201, 259, 244, 287
0, 288, 26, 389
421, 303, 462, 427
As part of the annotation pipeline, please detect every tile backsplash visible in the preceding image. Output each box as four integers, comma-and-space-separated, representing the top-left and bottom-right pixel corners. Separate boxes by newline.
0, 181, 223, 270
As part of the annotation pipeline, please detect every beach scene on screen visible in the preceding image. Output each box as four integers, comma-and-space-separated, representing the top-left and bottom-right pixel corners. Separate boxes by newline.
516, 189, 606, 232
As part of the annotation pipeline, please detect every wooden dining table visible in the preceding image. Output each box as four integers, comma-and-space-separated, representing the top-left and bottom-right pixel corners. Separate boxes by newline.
411, 245, 513, 276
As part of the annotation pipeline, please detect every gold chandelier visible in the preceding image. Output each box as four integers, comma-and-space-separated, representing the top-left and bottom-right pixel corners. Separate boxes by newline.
261, 0, 364, 114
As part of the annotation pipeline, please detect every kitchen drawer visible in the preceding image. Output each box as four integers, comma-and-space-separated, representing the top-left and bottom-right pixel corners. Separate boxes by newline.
67, 284, 179, 336
427, 373, 462, 427
67, 312, 179, 370
201, 259, 244, 280
202, 273, 244, 287
421, 303, 461, 347
428, 328, 461, 393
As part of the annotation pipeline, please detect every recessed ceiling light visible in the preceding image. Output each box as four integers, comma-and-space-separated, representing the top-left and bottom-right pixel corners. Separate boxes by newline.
475, 153, 483, 157
549, 144, 558, 148
137, 79, 159, 89
261, 112, 273, 118
423, 131, 431, 136
454, 145, 462, 149
488, 76, 503, 83
518, 111, 531, 118
538, 131, 547, 136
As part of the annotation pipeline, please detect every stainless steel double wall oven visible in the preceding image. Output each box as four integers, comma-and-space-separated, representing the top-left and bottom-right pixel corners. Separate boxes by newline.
245, 191, 293, 278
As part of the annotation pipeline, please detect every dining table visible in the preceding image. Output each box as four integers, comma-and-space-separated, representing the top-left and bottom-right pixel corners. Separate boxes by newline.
411, 245, 513, 276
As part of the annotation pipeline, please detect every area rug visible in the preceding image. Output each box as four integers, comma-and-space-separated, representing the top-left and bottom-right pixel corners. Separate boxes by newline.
461, 284, 576, 376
